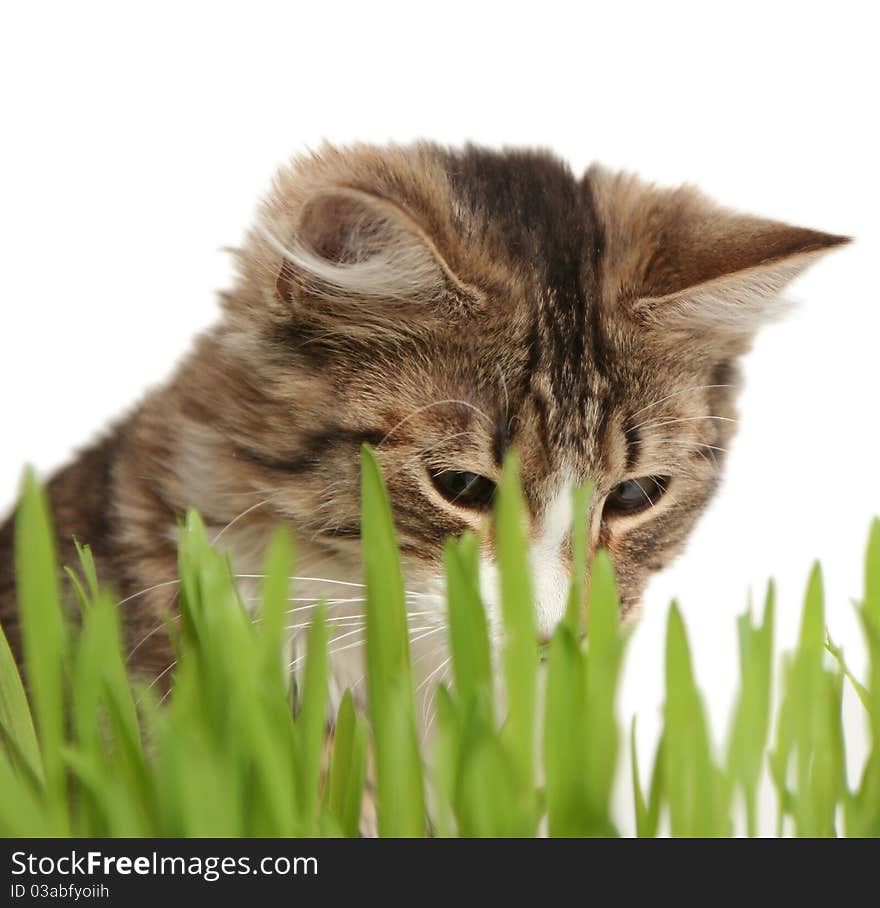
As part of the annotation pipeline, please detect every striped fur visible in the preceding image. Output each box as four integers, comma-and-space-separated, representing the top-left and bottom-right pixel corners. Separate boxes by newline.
0, 143, 847, 720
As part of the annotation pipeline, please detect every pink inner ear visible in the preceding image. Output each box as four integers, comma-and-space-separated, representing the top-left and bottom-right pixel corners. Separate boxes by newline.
298, 192, 381, 265
640, 216, 849, 300
630, 240, 851, 345
587, 167, 848, 310
268, 186, 478, 317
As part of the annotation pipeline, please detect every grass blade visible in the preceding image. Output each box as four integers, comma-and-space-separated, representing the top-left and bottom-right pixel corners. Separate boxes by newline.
544, 624, 587, 835
564, 484, 592, 635
14, 469, 68, 832
583, 549, 625, 835
324, 690, 367, 838
444, 533, 493, 725
664, 603, 723, 836
494, 454, 538, 834
297, 606, 328, 833
361, 444, 425, 837
0, 621, 42, 784
727, 584, 774, 835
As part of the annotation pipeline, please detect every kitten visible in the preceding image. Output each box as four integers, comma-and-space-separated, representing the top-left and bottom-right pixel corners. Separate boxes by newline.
0, 143, 846, 722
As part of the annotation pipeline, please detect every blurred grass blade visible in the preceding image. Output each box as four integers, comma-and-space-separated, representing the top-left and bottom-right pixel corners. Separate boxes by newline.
323, 690, 366, 838
0, 746, 49, 835
0, 622, 42, 784
544, 624, 586, 835
1, 467, 877, 839
631, 718, 665, 838
664, 603, 722, 836
14, 469, 68, 832
361, 444, 425, 837
727, 583, 774, 836
849, 519, 880, 835
430, 683, 459, 838
631, 717, 649, 836
297, 606, 328, 832
800, 562, 825, 655
258, 528, 294, 687
564, 484, 592, 635
825, 633, 870, 713
494, 453, 538, 834
444, 533, 493, 725
866, 518, 880, 619
73, 539, 100, 604
792, 563, 826, 835
456, 730, 517, 837
583, 549, 624, 835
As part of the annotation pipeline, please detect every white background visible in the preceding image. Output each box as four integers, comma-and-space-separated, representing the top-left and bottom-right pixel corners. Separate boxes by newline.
2, 1, 877, 833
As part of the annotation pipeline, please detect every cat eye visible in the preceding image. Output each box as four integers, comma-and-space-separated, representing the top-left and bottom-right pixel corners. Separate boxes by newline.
429, 469, 496, 510
604, 476, 670, 518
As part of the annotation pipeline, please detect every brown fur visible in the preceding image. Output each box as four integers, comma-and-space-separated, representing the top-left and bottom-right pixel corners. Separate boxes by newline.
0, 142, 847, 689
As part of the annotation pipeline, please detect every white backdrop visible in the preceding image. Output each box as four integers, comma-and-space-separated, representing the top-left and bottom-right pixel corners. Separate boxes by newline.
2, 1, 877, 833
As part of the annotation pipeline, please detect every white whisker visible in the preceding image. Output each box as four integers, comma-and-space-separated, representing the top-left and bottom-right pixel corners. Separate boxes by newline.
417, 655, 451, 698
628, 414, 737, 434
126, 614, 181, 662
211, 496, 276, 545
497, 364, 510, 423
136, 660, 177, 706
408, 626, 445, 646
411, 640, 447, 667
283, 597, 368, 604
308, 635, 368, 665
628, 384, 734, 419
377, 399, 494, 448
424, 663, 453, 734
286, 619, 364, 632
117, 579, 181, 607
234, 574, 368, 589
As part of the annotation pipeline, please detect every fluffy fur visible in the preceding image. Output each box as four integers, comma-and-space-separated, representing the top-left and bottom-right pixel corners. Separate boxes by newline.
0, 142, 847, 724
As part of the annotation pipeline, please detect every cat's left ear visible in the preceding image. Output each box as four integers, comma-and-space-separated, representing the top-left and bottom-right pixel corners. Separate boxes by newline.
247, 148, 483, 333
271, 186, 472, 310
587, 166, 850, 348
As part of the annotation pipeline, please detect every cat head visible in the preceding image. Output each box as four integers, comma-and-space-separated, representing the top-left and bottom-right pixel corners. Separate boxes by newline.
208, 142, 846, 639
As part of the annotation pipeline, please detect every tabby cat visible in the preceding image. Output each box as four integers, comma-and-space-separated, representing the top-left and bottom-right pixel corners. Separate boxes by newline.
0, 143, 847, 721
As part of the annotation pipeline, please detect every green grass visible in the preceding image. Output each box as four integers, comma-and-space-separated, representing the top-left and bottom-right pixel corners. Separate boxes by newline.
0, 449, 878, 837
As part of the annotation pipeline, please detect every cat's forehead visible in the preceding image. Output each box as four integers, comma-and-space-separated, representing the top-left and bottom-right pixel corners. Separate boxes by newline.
440, 146, 600, 292
244, 141, 841, 487
437, 148, 621, 454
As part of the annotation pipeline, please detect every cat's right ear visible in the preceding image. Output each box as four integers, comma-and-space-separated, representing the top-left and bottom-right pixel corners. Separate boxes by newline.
261, 186, 479, 331
586, 166, 849, 352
